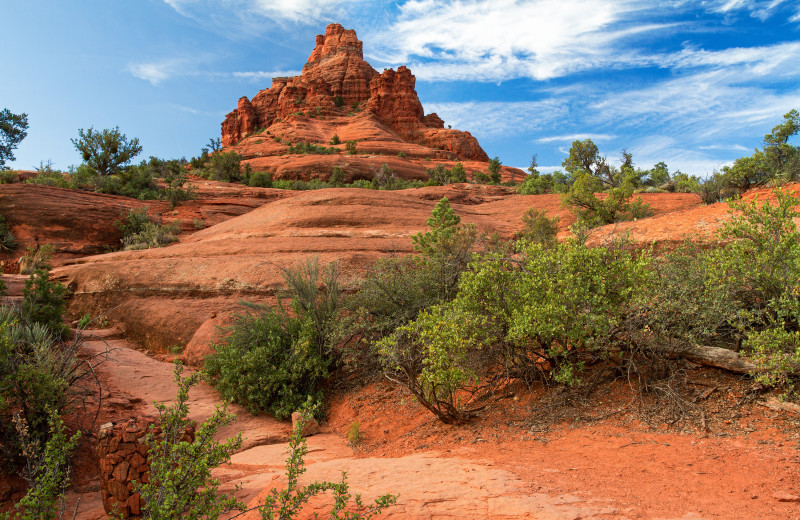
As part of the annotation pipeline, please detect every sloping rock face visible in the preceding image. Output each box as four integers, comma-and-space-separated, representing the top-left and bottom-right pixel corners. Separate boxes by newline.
54, 184, 704, 355
0, 184, 153, 265
221, 23, 488, 162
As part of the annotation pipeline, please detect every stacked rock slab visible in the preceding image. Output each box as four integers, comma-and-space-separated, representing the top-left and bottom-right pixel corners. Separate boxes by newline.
97, 417, 195, 518
221, 23, 488, 161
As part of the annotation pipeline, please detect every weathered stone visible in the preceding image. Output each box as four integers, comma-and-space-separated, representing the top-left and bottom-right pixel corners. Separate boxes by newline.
291, 411, 320, 437
112, 460, 131, 482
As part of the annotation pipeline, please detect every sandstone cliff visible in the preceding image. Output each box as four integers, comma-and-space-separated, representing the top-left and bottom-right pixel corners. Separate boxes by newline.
221, 23, 488, 162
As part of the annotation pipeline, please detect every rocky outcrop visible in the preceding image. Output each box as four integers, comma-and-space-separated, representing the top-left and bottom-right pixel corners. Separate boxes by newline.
97, 417, 197, 519
220, 24, 488, 161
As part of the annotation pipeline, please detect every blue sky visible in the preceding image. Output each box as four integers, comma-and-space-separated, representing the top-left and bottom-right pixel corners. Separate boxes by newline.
2, 0, 799, 176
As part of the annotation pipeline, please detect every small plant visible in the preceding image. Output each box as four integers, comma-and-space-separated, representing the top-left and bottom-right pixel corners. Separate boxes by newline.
487, 157, 502, 184
345, 141, 357, 155
193, 218, 206, 229
209, 151, 242, 182
0, 213, 16, 252
22, 265, 70, 339
77, 314, 92, 329
330, 134, 341, 145
19, 244, 55, 275
329, 166, 345, 186
249, 171, 273, 188
397, 151, 407, 159
517, 208, 559, 247
135, 362, 245, 520
256, 405, 395, 519
346, 420, 362, 448
3, 411, 81, 520
115, 208, 180, 251
0, 170, 19, 183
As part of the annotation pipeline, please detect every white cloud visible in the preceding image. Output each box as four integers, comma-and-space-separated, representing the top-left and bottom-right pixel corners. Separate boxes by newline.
232, 70, 302, 81
368, 0, 677, 81
127, 60, 183, 85
537, 133, 616, 143
426, 99, 570, 136
703, 0, 790, 21
164, 0, 368, 25
698, 144, 749, 151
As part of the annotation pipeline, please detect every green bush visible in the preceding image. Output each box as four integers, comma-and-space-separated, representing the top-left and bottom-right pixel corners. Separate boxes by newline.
329, 166, 345, 186
257, 406, 395, 520
517, 208, 559, 247
0, 170, 18, 184
460, 239, 649, 387
2, 411, 80, 520
21, 267, 69, 339
204, 303, 328, 420
345, 141, 357, 155
71, 126, 142, 176
487, 157, 502, 184
330, 134, 341, 145
19, 244, 55, 275
115, 207, 180, 250
0, 308, 87, 472
426, 163, 466, 185
561, 175, 652, 227
377, 302, 491, 423
209, 151, 242, 182
0, 213, 15, 252
135, 363, 244, 520
249, 170, 273, 188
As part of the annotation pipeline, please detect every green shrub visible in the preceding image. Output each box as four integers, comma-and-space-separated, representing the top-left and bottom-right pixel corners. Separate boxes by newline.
517, 208, 559, 247
288, 141, 335, 155
0, 170, 18, 184
209, 151, 242, 182
329, 166, 345, 186
115, 208, 180, 250
19, 244, 55, 275
487, 157, 502, 184
561, 175, 652, 227
204, 303, 328, 420
3, 411, 80, 520
345, 141, 357, 155
77, 314, 92, 329
22, 267, 69, 339
71, 126, 142, 176
397, 151, 407, 159
0, 308, 87, 473
333, 95, 344, 108
0, 213, 15, 252
330, 134, 341, 145
347, 420, 362, 447
377, 302, 491, 423
257, 406, 395, 520
135, 363, 244, 520
457, 239, 649, 387
249, 170, 273, 188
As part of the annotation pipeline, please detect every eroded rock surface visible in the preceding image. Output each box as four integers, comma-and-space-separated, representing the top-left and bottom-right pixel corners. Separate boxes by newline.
221, 23, 489, 164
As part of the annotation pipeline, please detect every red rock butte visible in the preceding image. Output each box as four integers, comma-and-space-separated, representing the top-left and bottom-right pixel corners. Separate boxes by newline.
221, 23, 490, 179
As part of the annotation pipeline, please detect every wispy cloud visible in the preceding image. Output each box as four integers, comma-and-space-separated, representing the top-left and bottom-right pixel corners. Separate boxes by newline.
426, 99, 570, 136
698, 143, 750, 151
537, 133, 616, 143
127, 60, 184, 85
368, 0, 677, 81
232, 70, 302, 81
164, 0, 369, 26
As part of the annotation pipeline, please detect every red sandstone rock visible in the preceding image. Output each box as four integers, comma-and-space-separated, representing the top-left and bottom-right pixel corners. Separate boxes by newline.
220, 24, 489, 162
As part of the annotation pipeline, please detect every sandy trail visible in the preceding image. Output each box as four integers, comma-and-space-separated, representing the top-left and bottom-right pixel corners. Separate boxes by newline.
64, 331, 634, 520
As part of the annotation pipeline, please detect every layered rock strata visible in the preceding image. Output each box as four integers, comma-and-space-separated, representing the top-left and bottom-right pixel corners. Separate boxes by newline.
221, 23, 488, 161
